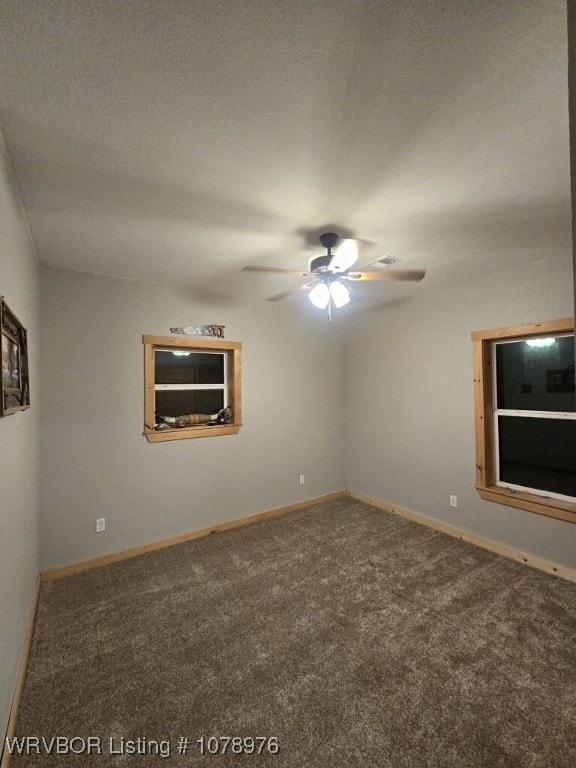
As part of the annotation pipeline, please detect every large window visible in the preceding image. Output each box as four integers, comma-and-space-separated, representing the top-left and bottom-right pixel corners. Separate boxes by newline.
472, 318, 575, 524
143, 335, 242, 442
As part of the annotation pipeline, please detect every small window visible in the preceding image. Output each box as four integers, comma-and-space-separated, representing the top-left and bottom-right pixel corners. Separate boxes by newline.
143, 335, 241, 442
472, 318, 575, 523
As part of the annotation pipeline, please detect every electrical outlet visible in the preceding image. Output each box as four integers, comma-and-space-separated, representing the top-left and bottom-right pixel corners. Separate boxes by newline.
95, 517, 106, 533
299, 475, 305, 485
449, 495, 458, 508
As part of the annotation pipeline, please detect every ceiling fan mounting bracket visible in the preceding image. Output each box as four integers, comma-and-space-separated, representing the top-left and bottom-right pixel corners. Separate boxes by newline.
310, 232, 342, 273
319, 232, 339, 251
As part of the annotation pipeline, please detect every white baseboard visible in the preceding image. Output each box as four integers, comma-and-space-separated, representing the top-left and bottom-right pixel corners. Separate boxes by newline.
347, 489, 576, 583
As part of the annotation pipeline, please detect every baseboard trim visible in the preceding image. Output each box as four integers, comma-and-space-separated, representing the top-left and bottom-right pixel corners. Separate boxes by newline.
39, 487, 576, 584
347, 489, 576, 583
1, 576, 40, 768
41, 491, 347, 582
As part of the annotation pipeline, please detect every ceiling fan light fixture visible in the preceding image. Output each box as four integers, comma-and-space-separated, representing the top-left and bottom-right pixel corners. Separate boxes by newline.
329, 280, 351, 308
308, 281, 330, 309
242, 229, 425, 307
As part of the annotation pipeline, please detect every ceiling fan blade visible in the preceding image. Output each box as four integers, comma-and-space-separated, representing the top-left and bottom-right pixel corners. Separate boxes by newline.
329, 239, 358, 272
345, 269, 426, 282
267, 282, 316, 302
242, 265, 311, 276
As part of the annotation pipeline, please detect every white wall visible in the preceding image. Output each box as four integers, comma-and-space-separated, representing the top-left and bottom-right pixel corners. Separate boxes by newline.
39, 266, 345, 570
40, 256, 576, 572
0, 137, 39, 740
345, 255, 576, 568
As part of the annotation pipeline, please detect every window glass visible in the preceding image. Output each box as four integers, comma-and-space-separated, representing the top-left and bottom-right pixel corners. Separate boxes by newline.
498, 416, 576, 498
496, 335, 575, 412
155, 390, 224, 418
155, 351, 225, 385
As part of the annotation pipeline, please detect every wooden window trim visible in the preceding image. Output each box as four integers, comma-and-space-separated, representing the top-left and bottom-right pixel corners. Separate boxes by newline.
472, 317, 576, 524
143, 335, 242, 443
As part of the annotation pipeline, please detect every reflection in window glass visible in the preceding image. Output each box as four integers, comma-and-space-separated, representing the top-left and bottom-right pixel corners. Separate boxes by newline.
156, 390, 224, 418
155, 351, 225, 385
496, 335, 575, 412
498, 416, 576, 498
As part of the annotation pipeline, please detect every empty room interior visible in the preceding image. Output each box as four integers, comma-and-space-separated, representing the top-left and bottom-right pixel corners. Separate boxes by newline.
1, 1, 576, 766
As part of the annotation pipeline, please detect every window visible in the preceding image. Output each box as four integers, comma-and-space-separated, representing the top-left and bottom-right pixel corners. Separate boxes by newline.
143, 335, 241, 442
472, 318, 575, 523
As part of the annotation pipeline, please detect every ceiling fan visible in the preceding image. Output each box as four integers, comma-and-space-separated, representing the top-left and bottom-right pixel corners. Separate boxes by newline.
242, 232, 426, 317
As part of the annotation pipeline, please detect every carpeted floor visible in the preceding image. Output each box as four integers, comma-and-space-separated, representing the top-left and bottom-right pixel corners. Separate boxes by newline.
10, 497, 576, 767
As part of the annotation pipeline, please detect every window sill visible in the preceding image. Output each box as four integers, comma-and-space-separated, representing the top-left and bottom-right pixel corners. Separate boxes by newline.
145, 424, 242, 442
477, 485, 576, 524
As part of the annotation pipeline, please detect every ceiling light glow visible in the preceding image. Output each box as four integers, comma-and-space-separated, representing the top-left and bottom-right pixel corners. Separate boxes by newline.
329, 280, 350, 308
308, 280, 351, 311
525, 338, 556, 348
308, 282, 330, 309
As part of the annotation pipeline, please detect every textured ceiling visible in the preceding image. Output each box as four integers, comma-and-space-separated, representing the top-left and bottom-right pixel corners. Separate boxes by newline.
0, 0, 571, 309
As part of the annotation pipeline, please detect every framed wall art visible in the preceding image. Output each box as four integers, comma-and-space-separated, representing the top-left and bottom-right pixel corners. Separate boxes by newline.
1, 297, 30, 416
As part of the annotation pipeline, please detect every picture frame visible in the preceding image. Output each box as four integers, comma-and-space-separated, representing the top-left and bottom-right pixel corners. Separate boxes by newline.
1, 297, 30, 416
546, 366, 575, 394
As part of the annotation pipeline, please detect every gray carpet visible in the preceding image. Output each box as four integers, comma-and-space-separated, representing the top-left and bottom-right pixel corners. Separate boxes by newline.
11, 497, 576, 767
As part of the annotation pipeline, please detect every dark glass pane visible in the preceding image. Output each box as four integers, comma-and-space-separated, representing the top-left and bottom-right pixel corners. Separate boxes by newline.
498, 416, 576, 498
496, 335, 575, 412
155, 390, 224, 418
155, 351, 224, 385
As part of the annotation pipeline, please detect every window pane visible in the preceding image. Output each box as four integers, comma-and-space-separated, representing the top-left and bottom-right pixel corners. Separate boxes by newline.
155, 351, 224, 385
155, 389, 224, 418
496, 335, 575, 412
498, 416, 576, 498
